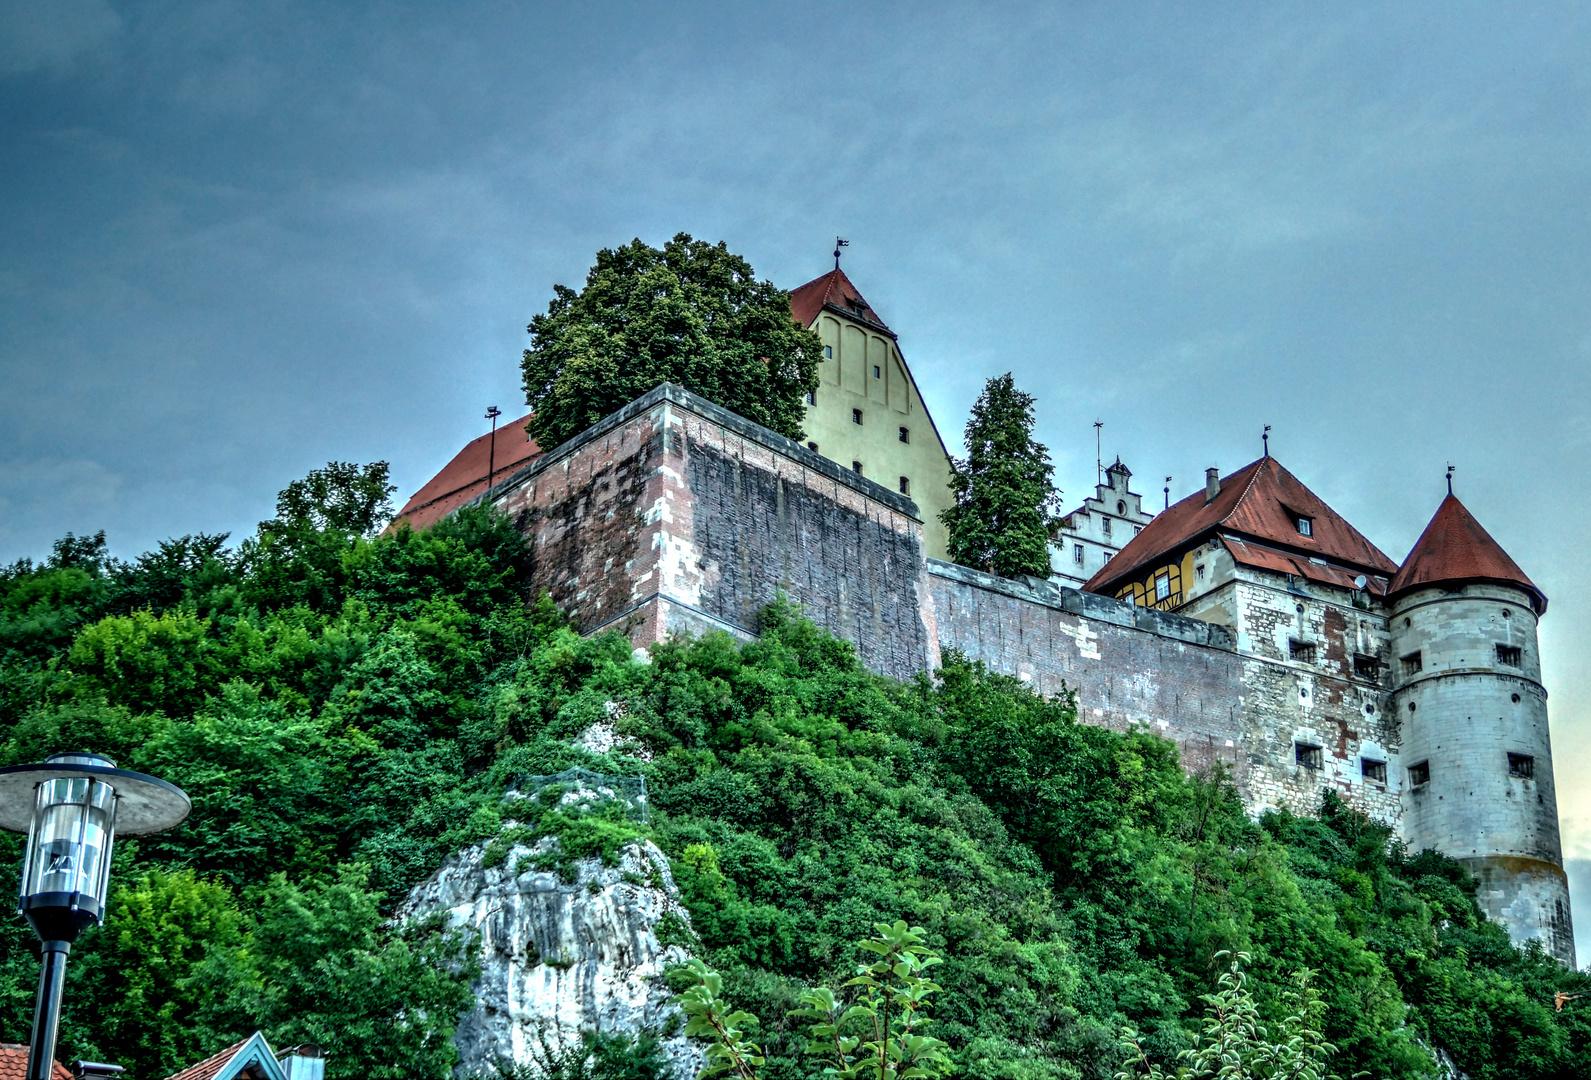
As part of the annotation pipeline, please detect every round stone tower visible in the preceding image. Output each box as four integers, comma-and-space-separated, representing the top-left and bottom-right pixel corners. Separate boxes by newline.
1388, 494, 1573, 965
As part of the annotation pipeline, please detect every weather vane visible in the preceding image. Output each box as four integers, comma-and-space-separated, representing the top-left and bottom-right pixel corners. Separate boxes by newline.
1165, 476, 1173, 510
1094, 420, 1104, 485
1263, 425, 1272, 458
833, 237, 849, 270
1447, 463, 1455, 496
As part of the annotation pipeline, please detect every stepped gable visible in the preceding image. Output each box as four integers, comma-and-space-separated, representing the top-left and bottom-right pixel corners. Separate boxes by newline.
1389, 494, 1546, 613
393, 411, 541, 531
788, 267, 894, 335
1085, 455, 1397, 595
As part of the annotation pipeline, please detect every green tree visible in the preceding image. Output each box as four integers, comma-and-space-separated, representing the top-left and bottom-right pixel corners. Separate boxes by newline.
269, 461, 397, 537
520, 233, 822, 449
194, 866, 477, 1080
939, 373, 1059, 578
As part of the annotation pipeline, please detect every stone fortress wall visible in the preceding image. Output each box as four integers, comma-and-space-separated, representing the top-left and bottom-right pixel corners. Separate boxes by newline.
475, 384, 1571, 964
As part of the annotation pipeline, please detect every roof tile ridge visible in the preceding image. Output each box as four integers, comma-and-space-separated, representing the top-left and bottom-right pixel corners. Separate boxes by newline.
1218, 458, 1270, 528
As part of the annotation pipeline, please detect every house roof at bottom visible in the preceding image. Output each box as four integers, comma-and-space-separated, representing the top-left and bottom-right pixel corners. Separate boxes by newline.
1388, 494, 1546, 613
0, 1044, 71, 1080
1085, 455, 1398, 595
164, 1032, 285, 1080
393, 411, 542, 531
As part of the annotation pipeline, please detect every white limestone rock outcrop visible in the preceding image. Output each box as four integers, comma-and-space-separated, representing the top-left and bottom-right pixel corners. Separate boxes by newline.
400, 836, 702, 1078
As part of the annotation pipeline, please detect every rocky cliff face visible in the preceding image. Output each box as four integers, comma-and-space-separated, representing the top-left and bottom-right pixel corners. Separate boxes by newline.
400, 835, 703, 1078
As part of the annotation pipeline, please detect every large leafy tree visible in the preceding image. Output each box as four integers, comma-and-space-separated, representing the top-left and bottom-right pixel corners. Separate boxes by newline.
520, 233, 822, 449
940, 373, 1060, 578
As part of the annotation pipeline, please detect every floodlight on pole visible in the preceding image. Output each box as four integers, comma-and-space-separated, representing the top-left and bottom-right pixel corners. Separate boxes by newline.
0, 753, 189, 1080
485, 406, 503, 500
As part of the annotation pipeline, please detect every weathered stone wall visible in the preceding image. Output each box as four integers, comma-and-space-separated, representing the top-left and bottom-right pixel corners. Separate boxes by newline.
487, 384, 938, 682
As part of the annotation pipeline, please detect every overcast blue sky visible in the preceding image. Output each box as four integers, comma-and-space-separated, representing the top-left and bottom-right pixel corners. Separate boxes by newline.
5, 1, 1591, 957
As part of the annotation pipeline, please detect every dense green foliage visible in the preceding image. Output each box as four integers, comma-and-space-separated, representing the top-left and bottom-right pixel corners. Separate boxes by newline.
941, 373, 1061, 578
520, 233, 824, 449
3, 461, 1589, 1079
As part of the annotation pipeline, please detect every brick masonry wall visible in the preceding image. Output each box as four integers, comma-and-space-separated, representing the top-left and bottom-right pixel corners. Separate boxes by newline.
487, 385, 938, 682
928, 561, 1403, 822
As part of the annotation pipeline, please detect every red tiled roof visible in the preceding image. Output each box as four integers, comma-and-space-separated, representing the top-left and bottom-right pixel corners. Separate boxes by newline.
1388, 494, 1546, 613
788, 268, 893, 335
1085, 456, 1397, 595
393, 412, 542, 532
0, 1045, 71, 1080
1225, 537, 1389, 595
164, 1038, 249, 1080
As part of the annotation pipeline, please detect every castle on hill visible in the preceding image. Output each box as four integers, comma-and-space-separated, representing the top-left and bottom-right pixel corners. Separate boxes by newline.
395, 265, 1575, 967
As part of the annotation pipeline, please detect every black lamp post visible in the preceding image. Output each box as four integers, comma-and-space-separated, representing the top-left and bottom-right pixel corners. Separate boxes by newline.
0, 753, 190, 1080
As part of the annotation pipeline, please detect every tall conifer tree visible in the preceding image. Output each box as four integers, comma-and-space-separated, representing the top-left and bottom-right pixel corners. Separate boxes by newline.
940, 373, 1059, 578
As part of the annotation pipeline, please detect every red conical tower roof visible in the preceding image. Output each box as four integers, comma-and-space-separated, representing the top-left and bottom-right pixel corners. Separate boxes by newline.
1388, 495, 1546, 613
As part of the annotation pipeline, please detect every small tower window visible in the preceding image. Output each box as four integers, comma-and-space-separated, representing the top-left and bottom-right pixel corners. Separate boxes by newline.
898, 426, 909, 443
898, 476, 910, 495
1289, 640, 1317, 664
1496, 644, 1522, 667
823, 345, 833, 358
1361, 758, 1387, 784
1073, 544, 1084, 566
1409, 761, 1430, 787
1401, 651, 1423, 676
806, 390, 817, 406
1296, 515, 1313, 537
1295, 743, 1323, 770
873, 364, 881, 379
1508, 753, 1535, 780
852, 408, 863, 425
851, 461, 863, 475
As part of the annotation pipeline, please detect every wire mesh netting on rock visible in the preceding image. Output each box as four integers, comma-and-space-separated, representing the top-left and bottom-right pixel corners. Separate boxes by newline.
510, 766, 648, 822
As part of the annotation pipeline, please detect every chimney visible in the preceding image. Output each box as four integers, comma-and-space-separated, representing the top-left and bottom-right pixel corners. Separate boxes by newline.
72, 1065, 124, 1080
1204, 468, 1221, 504
279, 1045, 326, 1080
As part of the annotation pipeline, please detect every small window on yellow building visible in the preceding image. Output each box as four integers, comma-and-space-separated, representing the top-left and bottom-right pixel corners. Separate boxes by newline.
1155, 573, 1170, 601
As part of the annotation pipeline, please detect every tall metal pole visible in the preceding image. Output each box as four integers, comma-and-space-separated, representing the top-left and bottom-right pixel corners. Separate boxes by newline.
27, 941, 69, 1080
484, 406, 502, 500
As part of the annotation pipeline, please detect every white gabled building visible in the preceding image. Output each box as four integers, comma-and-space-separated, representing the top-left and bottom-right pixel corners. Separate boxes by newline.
1048, 457, 1155, 587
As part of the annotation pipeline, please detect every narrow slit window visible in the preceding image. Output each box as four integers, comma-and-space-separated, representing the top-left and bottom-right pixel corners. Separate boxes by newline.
1496, 644, 1522, 667
1508, 753, 1535, 779
1289, 640, 1317, 664
851, 461, 863, 475
852, 408, 863, 425
898, 476, 910, 495
1361, 758, 1387, 784
873, 364, 881, 379
805, 390, 816, 406
1402, 651, 1423, 676
1409, 761, 1430, 787
823, 345, 833, 358
1295, 743, 1323, 770
898, 426, 909, 443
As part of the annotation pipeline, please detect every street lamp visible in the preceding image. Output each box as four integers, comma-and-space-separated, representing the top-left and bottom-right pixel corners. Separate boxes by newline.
0, 753, 190, 1080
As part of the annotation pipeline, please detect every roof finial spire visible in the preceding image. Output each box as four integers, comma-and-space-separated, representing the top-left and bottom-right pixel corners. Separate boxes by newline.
1446, 463, 1455, 496
1164, 476, 1172, 511
833, 236, 848, 270
1263, 425, 1271, 458
1094, 420, 1103, 485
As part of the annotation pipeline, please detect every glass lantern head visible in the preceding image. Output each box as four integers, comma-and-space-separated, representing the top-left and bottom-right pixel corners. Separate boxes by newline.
18, 753, 119, 943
